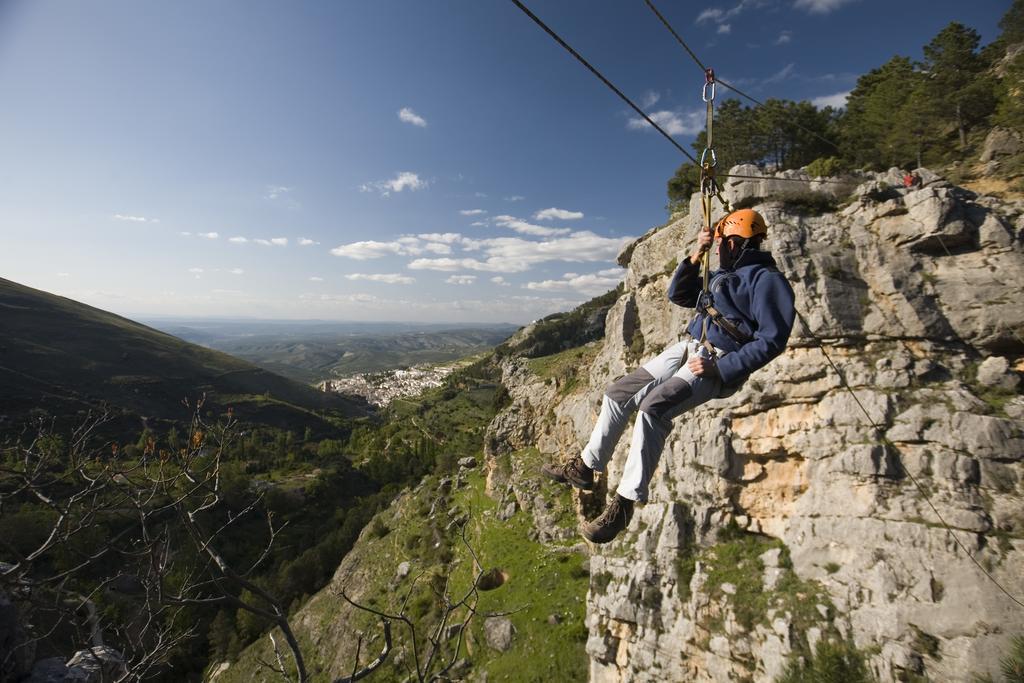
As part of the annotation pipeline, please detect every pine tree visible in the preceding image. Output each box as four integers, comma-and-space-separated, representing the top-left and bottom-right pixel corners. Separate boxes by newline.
840, 56, 923, 168
998, 0, 1024, 45
922, 22, 995, 149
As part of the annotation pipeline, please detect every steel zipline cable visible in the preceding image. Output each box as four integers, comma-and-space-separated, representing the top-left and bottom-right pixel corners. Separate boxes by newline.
643, 0, 844, 156
506, 0, 698, 165
796, 307, 1024, 610
508, 0, 1024, 610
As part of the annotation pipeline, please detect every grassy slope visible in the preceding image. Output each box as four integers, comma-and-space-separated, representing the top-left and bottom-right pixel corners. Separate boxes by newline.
220, 460, 589, 682
0, 277, 366, 434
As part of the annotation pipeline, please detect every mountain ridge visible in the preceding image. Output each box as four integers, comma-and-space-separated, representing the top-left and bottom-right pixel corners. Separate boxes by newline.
0, 277, 368, 437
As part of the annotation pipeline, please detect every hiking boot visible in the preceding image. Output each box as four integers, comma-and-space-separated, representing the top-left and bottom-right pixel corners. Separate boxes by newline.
581, 495, 634, 544
541, 455, 594, 491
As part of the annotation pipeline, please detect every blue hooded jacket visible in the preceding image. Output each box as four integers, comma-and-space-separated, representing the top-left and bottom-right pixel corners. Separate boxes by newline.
666, 249, 796, 386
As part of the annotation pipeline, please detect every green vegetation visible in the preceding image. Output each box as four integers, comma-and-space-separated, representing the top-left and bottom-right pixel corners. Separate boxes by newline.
526, 343, 600, 397
496, 286, 621, 360
451, 466, 590, 682
691, 524, 834, 652
0, 276, 365, 438
1, 336, 508, 680
666, 3, 1024, 206
974, 634, 1024, 683
733, 189, 841, 216
777, 639, 876, 683
221, 452, 589, 683
169, 325, 517, 384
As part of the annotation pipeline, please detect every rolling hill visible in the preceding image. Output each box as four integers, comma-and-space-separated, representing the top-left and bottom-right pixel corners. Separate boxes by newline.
144, 319, 518, 384
0, 278, 368, 437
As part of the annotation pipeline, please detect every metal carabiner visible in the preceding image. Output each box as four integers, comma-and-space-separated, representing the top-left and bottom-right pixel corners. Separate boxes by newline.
699, 147, 718, 169
702, 67, 716, 102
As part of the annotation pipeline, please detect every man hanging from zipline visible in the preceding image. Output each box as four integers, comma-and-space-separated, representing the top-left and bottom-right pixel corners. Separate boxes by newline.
542, 208, 797, 543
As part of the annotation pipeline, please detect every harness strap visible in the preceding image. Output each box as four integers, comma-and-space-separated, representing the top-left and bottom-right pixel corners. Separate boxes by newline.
704, 304, 755, 344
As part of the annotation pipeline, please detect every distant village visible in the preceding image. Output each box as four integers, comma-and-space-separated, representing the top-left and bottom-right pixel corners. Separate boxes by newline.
318, 364, 457, 407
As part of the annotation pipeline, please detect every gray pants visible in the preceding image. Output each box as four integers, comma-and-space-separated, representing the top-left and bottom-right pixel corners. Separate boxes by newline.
580, 337, 725, 502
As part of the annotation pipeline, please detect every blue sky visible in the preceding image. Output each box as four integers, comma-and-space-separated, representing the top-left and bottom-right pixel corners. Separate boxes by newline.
0, 0, 1009, 323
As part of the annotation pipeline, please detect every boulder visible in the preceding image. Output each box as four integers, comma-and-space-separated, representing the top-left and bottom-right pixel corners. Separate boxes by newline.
483, 616, 515, 652
980, 126, 1023, 163
65, 646, 125, 682
977, 356, 1020, 391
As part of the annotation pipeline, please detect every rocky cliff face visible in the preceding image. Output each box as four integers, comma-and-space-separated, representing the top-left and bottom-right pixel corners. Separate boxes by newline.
486, 167, 1024, 681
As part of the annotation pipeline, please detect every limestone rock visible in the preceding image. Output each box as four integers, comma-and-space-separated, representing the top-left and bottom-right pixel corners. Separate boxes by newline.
65, 646, 125, 682
484, 166, 1024, 683
483, 616, 515, 652
980, 126, 1023, 163
977, 356, 1020, 391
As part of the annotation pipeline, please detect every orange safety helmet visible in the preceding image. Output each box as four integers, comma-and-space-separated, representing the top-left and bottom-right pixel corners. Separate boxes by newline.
715, 209, 768, 239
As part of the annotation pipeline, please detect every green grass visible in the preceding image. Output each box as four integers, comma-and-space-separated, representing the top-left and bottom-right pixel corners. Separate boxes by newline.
449, 468, 590, 682
697, 525, 833, 643
219, 450, 589, 683
777, 639, 876, 683
526, 345, 599, 397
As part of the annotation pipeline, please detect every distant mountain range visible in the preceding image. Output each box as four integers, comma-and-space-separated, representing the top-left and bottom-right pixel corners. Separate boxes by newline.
143, 318, 518, 384
0, 278, 368, 437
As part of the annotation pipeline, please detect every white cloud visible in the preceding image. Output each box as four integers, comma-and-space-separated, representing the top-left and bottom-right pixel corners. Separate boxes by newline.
446, 275, 477, 285
696, 7, 725, 23
360, 171, 427, 197
775, 30, 792, 45
534, 207, 584, 221
460, 209, 486, 216
179, 231, 192, 236
408, 231, 631, 274
330, 239, 423, 259
346, 273, 416, 285
211, 288, 244, 295
228, 268, 244, 275
198, 232, 219, 239
793, 0, 858, 13
763, 63, 796, 85
504, 195, 525, 202
811, 90, 850, 109
640, 91, 661, 108
56, 272, 71, 278
229, 236, 248, 243
695, 0, 768, 25
493, 214, 571, 237
398, 107, 427, 127
626, 110, 703, 136
491, 276, 511, 287
254, 237, 288, 247
717, 23, 732, 34
265, 185, 291, 199
425, 242, 452, 254
114, 214, 155, 223
416, 232, 463, 244
524, 268, 625, 296
309, 276, 324, 282
188, 268, 204, 273
298, 237, 318, 246
470, 221, 487, 227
